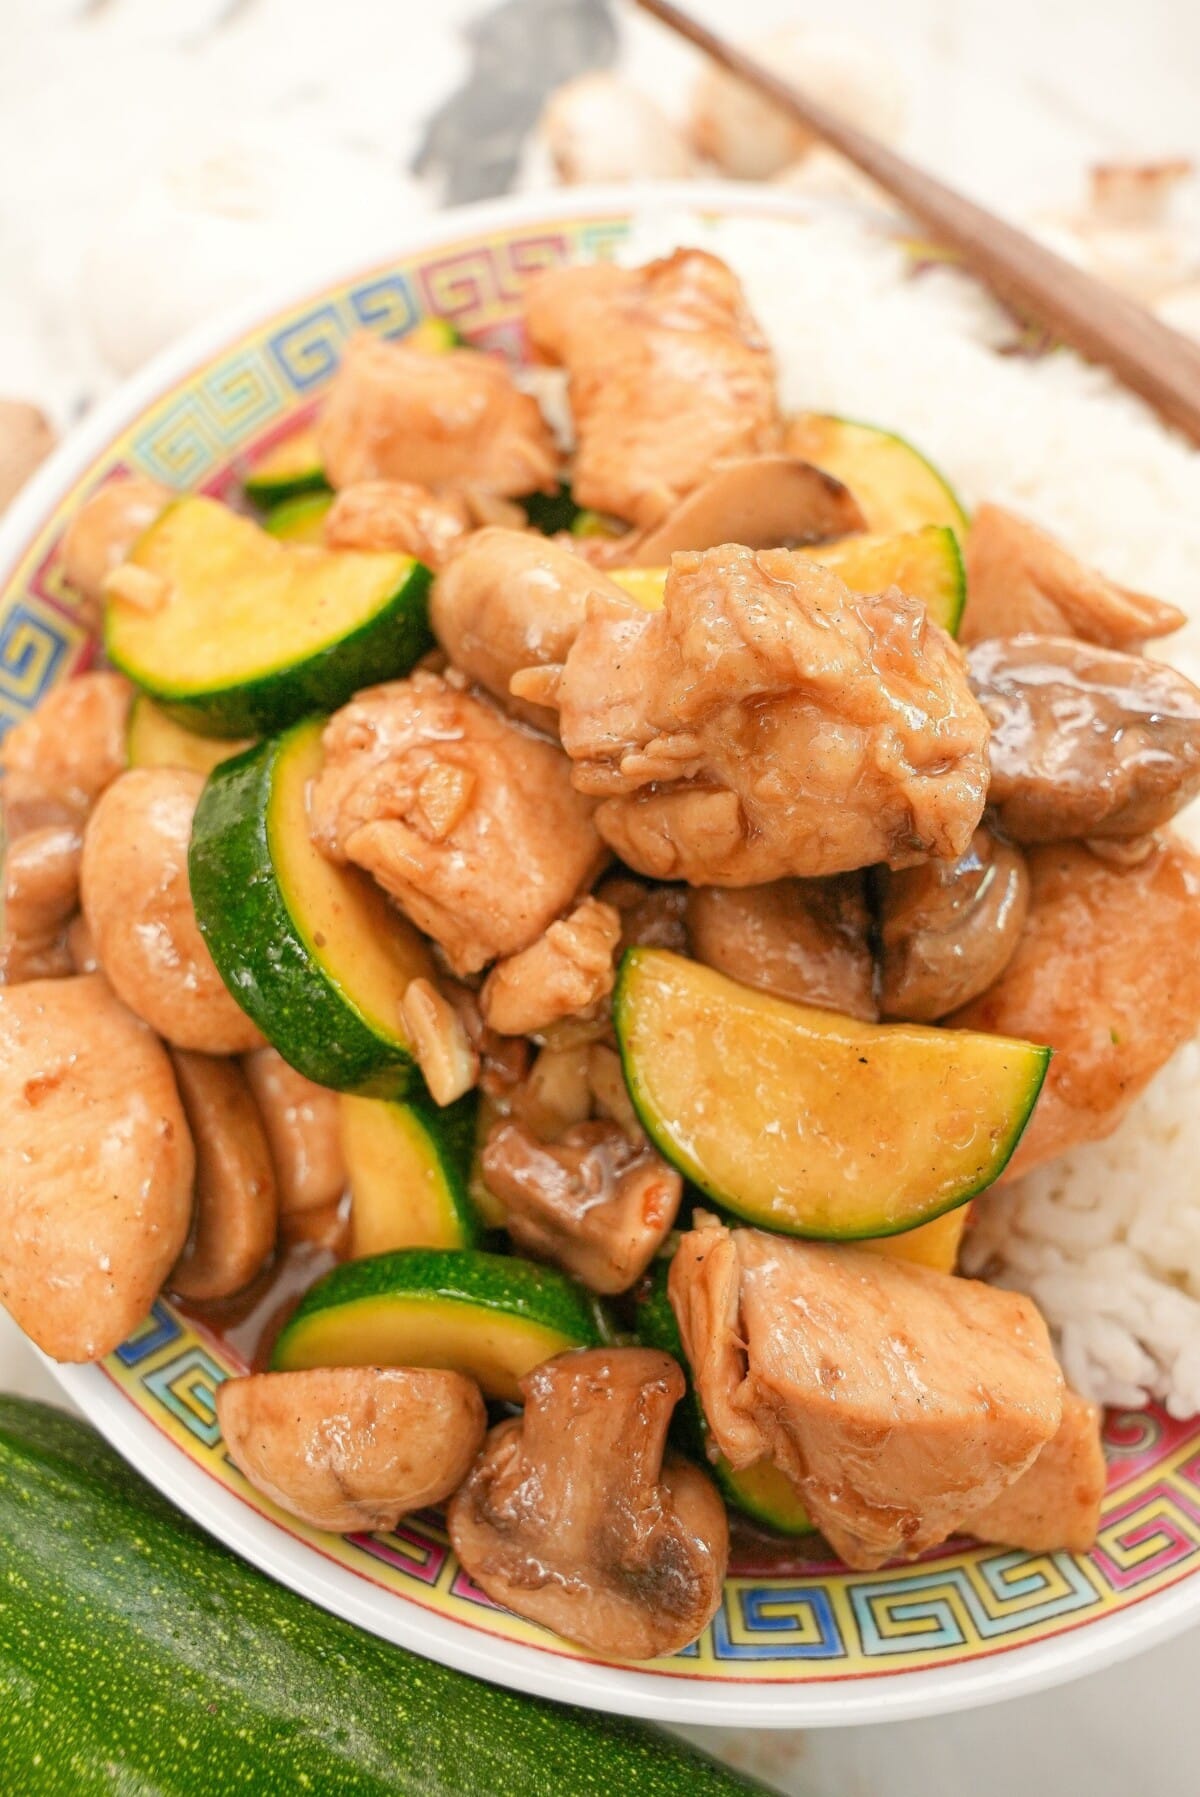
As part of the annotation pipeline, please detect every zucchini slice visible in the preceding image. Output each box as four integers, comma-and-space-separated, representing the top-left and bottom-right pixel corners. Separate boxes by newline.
272, 1248, 611, 1401
106, 496, 433, 737
609, 524, 965, 634
787, 414, 969, 536
243, 426, 330, 508
343, 1092, 481, 1255
636, 1261, 811, 1536
126, 694, 253, 777
264, 491, 334, 545
189, 718, 433, 1097
861, 1203, 970, 1274
615, 949, 1049, 1240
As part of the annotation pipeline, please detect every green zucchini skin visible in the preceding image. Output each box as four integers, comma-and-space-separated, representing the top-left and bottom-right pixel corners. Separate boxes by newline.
116, 557, 434, 740
189, 730, 421, 1097
0, 1396, 774, 1797
243, 464, 332, 508
275, 1246, 614, 1365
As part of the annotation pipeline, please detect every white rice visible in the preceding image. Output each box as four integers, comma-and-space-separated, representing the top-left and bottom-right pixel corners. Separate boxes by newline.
620, 204, 1200, 1416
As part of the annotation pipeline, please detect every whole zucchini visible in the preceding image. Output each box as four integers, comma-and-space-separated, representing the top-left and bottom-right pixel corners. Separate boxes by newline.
0, 1397, 773, 1796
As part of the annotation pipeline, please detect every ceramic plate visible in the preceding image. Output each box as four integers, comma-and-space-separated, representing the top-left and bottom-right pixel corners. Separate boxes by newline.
6, 183, 1200, 1728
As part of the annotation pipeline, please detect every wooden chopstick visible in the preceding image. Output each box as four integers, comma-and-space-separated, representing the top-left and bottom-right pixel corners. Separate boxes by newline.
633, 0, 1200, 448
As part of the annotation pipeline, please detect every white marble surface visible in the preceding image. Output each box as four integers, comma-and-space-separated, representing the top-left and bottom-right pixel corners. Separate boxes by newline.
3, 1, 1200, 1788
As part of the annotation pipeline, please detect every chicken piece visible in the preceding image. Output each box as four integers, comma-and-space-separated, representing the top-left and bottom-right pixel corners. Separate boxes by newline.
0, 974, 194, 1361
65, 911, 99, 974
80, 768, 264, 1055
525, 249, 778, 528
310, 673, 605, 976
59, 477, 170, 620
948, 837, 1200, 1178
168, 1051, 278, 1304
399, 976, 479, 1105
482, 1118, 681, 1293
242, 1047, 345, 1216
0, 770, 87, 839
448, 1347, 728, 1658
877, 828, 1030, 1022
318, 331, 558, 498
520, 545, 989, 884
595, 874, 689, 958
961, 504, 1185, 650
686, 875, 876, 1019
0, 824, 82, 983
218, 1366, 486, 1533
669, 1218, 1063, 1569
430, 527, 635, 732
1, 671, 131, 817
480, 898, 621, 1037
963, 1390, 1106, 1554
323, 480, 471, 569
971, 635, 1200, 842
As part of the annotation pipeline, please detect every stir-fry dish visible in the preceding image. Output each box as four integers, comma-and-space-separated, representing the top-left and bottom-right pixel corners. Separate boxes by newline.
5, 245, 1200, 1663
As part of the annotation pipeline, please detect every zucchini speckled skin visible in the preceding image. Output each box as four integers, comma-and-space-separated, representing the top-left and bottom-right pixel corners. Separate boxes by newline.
0, 1396, 773, 1796
189, 720, 432, 1097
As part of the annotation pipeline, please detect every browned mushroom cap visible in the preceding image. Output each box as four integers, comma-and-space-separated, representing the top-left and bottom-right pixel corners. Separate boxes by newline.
241, 1047, 346, 1217
168, 1051, 278, 1303
961, 503, 1185, 650
217, 1366, 486, 1533
618, 454, 866, 566
447, 1347, 728, 1659
481, 1118, 682, 1294
970, 635, 1200, 842
686, 876, 877, 1020
430, 526, 635, 731
877, 829, 1030, 1022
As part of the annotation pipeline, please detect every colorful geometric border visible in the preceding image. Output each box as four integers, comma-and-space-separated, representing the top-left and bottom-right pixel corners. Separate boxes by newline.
6, 209, 1200, 1683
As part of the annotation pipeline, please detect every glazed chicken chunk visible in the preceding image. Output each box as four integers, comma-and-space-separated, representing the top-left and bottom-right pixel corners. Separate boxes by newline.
479, 897, 621, 1038
525, 248, 778, 528
949, 836, 1200, 1178
317, 331, 558, 498
323, 480, 471, 569
669, 1218, 1063, 1570
961, 503, 1185, 649
0, 824, 83, 984
963, 1389, 1106, 1554
310, 672, 605, 976
1, 669, 131, 825
448, 1348, 729, 1658
518, 546, 990, 884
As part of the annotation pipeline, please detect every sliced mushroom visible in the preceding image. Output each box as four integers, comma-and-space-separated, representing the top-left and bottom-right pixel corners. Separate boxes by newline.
618, 454, 866, 566
447, 1347, 728, 1658
168, 1051, 278, 1303
0, 823, 82, 984
60, 477, 171, 620
81, 768, 265, 1054
877, 828, 1030, 1021
217, 1366, 486, 1532
480, 898, 622, 1038
430, 527, 635, 731
595, 874, 690, 957
0, 973, 194, 1361
686, 875, 877, 1019
482, 1118, 682, 1294
242, 1047, 346, 1216
961, 503, 1185, 650
970, 634, 1200, 842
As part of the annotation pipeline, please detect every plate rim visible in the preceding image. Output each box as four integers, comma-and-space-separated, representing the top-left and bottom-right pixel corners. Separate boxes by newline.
7, 179, 1200, 1727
